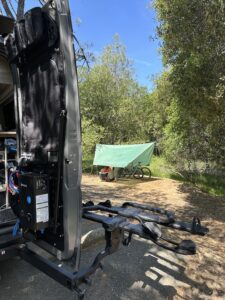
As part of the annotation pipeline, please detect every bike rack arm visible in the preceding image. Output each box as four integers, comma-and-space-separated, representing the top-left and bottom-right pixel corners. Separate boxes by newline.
83, 211, 198, 255
83, 201, 209, 236
122, 201, 175, 223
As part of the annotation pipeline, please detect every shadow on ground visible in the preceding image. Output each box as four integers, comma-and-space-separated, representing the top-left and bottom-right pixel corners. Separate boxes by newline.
177, 183, 225, 222
83, 237, 214, 300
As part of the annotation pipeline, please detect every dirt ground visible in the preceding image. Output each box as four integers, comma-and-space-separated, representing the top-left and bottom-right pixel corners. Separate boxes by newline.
82, 174, 225, 300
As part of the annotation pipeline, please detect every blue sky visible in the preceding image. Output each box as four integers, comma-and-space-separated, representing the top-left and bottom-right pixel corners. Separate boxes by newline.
72, 0, 163, 89
8, 0, 163, 89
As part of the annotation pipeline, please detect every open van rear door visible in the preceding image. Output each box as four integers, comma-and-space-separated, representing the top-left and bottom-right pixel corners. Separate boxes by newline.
5, 0, 82, 263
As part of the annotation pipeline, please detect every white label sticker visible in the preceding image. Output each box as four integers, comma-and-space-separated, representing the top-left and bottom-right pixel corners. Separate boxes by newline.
36, 194, 49, 223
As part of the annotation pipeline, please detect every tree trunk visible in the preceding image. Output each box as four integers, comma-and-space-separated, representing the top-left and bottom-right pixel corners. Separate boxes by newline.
17, 0, 25, 20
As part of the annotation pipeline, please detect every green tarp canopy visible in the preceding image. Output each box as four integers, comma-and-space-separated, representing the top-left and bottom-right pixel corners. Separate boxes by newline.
93, 142, 155, 168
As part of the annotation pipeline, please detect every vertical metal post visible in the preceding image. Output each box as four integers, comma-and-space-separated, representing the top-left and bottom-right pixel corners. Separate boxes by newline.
4, 143, 8, 207
54, 0, 82, 263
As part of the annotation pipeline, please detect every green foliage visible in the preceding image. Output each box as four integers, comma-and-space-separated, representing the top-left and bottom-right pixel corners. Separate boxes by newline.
82, 117, 105, 158
147, 72, 173, 149
189, 173, 225, 196
153, 0, 225, 170
79, 35, 152, 158
150, 156, 225, 196
82, 154, 96, 173
150, 155, 177, 178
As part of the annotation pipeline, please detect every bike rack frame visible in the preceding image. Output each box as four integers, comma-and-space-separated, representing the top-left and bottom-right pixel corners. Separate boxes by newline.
0, 200, 208, 299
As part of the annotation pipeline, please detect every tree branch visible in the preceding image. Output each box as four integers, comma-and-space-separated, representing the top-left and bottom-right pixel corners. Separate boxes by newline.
0, 0, 15, 19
